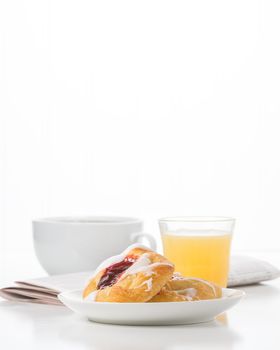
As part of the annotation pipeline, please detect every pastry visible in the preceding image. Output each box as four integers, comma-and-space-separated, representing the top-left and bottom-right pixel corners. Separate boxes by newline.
148, 287, 186, 302
149, 273, 222, 302
83, 244, 174, 302
164, 272, 222, 301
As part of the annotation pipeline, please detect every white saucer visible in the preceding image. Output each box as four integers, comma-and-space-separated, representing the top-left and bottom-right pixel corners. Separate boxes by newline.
58, 288, 245, 326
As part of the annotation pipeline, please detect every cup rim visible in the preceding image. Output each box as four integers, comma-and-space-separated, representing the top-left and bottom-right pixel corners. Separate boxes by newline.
159, 216, 235, 223
33, 216, 143, 225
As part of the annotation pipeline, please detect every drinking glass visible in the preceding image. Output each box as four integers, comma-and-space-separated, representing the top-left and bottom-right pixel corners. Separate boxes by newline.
159, 217, 235, 287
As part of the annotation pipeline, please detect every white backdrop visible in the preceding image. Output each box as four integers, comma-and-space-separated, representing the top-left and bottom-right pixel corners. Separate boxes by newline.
1, 0, 280, 265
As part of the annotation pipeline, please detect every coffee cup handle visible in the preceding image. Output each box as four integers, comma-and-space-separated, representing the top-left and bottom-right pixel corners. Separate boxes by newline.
130, 232, 157, 251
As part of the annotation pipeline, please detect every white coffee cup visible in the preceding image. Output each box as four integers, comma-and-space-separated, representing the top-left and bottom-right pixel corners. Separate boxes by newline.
33, 216, 156, 275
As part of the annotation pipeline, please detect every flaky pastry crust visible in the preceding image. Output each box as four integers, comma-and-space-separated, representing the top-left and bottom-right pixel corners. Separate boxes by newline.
83, 245, 174, 303
148, 287, 186, 302
164, 273, 222, 301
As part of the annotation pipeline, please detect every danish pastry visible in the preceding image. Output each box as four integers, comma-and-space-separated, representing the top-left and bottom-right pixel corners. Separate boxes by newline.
148, 287, 186, 302
165, 272, 222, 301
83, 244, 174, 303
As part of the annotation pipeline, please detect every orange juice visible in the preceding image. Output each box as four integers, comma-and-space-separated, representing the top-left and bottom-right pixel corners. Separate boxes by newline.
162, 232, 232, 287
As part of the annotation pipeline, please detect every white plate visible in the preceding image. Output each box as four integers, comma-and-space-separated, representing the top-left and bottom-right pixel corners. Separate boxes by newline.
58, 288, 245, 326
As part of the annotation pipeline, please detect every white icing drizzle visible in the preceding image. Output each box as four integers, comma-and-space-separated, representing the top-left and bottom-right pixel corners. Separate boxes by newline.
182, 277, 217, 296
120, 253, 151, 279
143, 270, 155, 277
177, 287, 197, 299
120, 253, 173, 280
123, 261, 173, 277
138, 277, 153, 292
145, 278, 153, 291
86, 243, 152, 283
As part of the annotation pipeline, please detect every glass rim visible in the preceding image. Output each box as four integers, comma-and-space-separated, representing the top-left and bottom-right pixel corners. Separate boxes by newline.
159, 216, 235, 223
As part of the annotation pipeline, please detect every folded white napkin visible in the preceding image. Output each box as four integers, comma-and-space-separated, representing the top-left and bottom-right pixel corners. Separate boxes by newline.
0, 255, 279, 305
228, 255, 280, 287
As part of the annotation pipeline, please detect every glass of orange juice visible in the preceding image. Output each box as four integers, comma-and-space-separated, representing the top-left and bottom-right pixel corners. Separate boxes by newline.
159, 217, 235, 287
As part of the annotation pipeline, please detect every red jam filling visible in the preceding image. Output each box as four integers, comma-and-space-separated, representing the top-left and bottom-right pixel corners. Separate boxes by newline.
97, 255, 137, 290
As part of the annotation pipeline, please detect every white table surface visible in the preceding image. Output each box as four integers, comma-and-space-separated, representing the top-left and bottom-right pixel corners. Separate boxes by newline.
1, 251, 280, 350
